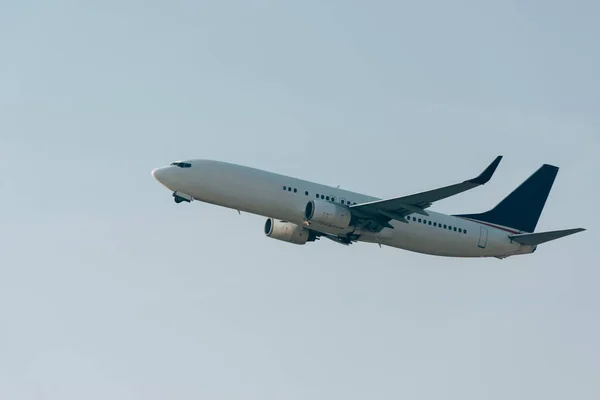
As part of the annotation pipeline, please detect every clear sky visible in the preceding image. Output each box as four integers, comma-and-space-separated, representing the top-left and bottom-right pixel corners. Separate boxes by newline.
1, 1, 599, 399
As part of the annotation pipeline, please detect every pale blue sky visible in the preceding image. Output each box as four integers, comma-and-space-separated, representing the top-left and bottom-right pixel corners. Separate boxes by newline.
1, 1, 599, 399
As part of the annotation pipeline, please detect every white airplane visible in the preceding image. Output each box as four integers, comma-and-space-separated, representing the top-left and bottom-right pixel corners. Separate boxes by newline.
151, 157, 585, 259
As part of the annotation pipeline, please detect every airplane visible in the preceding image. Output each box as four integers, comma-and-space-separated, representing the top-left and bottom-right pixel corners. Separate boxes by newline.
151, 156, 585, 259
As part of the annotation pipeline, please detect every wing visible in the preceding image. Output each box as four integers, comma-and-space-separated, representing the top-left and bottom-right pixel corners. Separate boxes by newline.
350, 156, 503, 232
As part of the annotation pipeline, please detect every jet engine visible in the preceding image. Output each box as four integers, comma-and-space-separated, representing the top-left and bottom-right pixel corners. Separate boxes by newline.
264, 218, 316, 245
304, 200, 352, 229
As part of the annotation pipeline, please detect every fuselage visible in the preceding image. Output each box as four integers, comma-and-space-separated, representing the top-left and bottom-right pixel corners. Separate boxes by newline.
151, 160, 536, 258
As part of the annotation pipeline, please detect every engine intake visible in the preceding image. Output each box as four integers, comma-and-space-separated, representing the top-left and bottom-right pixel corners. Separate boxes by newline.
304, 200, 352, 229
264, 218, 316, 245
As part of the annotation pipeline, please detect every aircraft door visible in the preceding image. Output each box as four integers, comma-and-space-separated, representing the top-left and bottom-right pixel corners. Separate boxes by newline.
478, 226, 488, 248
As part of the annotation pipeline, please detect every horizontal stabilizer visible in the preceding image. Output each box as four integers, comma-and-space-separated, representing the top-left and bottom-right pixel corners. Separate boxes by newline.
509, 228, 585, 246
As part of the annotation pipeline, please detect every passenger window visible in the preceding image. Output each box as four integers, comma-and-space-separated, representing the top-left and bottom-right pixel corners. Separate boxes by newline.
305, 191, 309, 196
413, 217, 416, 221
326, 196, 330, 200
428, 221, 432, 225
433, 222, 437, 227
453, 227, 457, 231
331, 197, 336, 202
443, 224, 447, 229
464, 230, 467, 234
341, 200, 345, 204
418, 219, 422, 223
283, 186, 287, 190
316, 193, 319, 198
321, 195, 325, 199
293, 188, 297, 193
288, 187, 291, 192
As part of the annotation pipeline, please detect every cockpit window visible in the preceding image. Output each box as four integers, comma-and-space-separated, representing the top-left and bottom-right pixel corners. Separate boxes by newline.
170, 162, 192, 168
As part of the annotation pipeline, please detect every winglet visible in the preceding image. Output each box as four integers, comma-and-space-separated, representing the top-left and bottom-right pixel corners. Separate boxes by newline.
467, 156, 503, 185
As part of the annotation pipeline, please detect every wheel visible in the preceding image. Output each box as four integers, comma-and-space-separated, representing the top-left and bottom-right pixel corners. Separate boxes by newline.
174, 197, 183, 203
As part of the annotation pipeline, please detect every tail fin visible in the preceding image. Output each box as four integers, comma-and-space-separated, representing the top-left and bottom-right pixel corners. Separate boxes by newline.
456, 164, 559, 233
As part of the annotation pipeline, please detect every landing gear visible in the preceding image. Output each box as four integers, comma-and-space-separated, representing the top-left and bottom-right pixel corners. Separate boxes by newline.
172, 191, 193, 204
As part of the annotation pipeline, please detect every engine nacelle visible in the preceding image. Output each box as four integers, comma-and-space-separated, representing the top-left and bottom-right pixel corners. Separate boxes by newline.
264, 218, 316, 245
304, 200, 352, 229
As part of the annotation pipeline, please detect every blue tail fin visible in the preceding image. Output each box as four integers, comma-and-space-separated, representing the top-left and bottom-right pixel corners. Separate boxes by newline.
455, 164, 559, 233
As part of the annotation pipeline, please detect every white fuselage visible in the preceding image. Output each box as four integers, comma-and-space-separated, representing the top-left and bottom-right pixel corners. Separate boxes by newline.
152, 160, 536, 258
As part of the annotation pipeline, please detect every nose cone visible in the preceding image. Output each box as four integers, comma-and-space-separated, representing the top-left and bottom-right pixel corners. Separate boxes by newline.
151, 166, 177, 190
151, 164, 191, 192
151, 167, 167, 183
